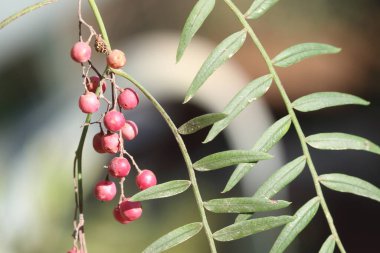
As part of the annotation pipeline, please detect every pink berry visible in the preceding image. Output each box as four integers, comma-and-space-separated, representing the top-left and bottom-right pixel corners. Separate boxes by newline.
101, 133, 120, 154
136, 170, 157, 190
104, 110, 126, 132
93, 132, 106, 153
113, 206, 130, 224
117, 88, 139, 110
71, 41, 91, 63
67, 247, 80, 253
94, 180, 117, 201
119, 198, 142, 221
107, 49, 126, 69
108, 157, 131, 178
86, 76, 107, 93
78, 91, 100, 113
121, 120, 138, 141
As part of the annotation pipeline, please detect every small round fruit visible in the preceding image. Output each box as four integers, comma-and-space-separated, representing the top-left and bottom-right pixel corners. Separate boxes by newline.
136, 170, 157, 190
113, 205, 130, 224
107, 49, 126, 69
119, 198, 142, 221
121, 120, 138, 141
108, 157, 131, 178
67, 247, 80, 253
117, 88, 139, 110
101, 133, 120, 154
94, 180, 117, 201
78, 91, 100, 113
71, 41, 91, 63
93, 132, 106, 153
86, 76, 107, 93
104, 110, 126, 132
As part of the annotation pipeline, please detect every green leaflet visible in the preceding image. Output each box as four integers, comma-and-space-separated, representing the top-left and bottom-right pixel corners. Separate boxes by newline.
306, 132, 380, 155
318, 235, 336, 253
184, 30, 247, 103
176, 0, 215, 62
272, 43, 341, 67
142, 222, 203, 253
204, 197, 290, 213
292, 92, 369, 112
213, 215, 293, 241
245, 0, 281, 19
319, 173, 380, 203
178, 113, 227, 135
269, 197, 320, 253
193, 150, 272, 171
204, 74, 273, 143
130, 180, 191, 201
235, 156, 306, 222
222, 115, 292, 193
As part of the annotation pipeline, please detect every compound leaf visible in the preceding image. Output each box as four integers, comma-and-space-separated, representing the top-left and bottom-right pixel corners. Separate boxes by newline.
178, 113, 227, 135
130, 180, 191, 201
204, 74, 273, 143
176, 0, 215, 62
269, 197, 320, 253
319, 173, 380, 203
292, 92, 369, 112
193, 150, 272, 171
306, 133, 380, 155
245, 0, 281, 19
143, 222, 203, 253
272, 43, 341, 67
213, 216, 293, 241
184, 30, 247, 103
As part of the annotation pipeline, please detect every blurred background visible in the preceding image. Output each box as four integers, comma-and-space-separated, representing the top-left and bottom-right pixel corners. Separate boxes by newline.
0, 0, 379, 252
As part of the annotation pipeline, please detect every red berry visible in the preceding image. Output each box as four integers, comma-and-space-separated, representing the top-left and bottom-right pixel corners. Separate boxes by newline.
121, 120, 138, 141
119, 198, 142, 221
108, 157, 131, 178
78, 91, 100, 113
67, 247, 80, 253
71, 41, 91, 63
113, 206, 130, 224
94, 180, 117, 201
107, 49, 126, 69
101, 133, 120, 154
117, 88, 139, 110
136, 170, 157, 190
93, 132, 106, 153
104, 110, 126, 132
86, 76, 107, 93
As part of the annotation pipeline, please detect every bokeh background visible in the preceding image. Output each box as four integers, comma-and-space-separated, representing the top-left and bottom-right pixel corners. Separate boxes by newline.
1, 0, 379, 252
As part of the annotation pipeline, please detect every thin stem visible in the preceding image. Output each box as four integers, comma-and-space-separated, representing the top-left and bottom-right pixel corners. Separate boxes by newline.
113, 69, 217, 253
87, 0, 111, 50
0, 0, 57, 30
223, 1, 346, 252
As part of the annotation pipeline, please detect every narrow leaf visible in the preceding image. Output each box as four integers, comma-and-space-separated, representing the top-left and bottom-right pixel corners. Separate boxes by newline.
235, 156, 306, 222
193, 150, 272, 171
272, 43, 341, 68
204, 74, 273, 143
319, 235, 336, 253
269, 197, 320, 253
176, 0, 215, 62
319, 173, 380, 202
184, 30, 247, 103
245, 0, 281, 19
293, 92, 369, 112
222, 115, 292, 193
142, 222, 203, 253
178, 113, 227, 135
204, 197, 290, 213
130, 180, 191, 201
213, 216, 293, 241
306, 132, 380, 155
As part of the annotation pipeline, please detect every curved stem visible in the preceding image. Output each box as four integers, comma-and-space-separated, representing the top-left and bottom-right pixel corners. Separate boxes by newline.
113, 69, 217, 253
223, 1, 346, 252
88, 0, 111, 50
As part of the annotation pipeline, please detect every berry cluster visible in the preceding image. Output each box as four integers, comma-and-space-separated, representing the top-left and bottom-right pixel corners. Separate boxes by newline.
71, 39, 157, 228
